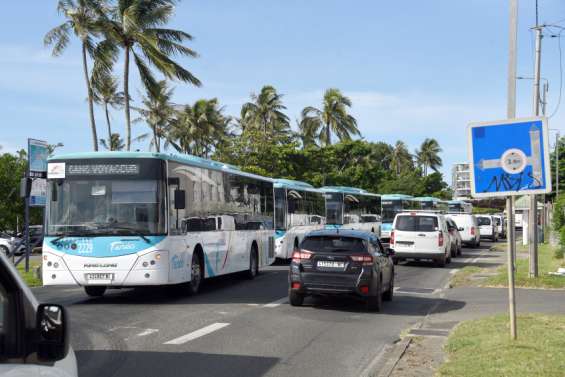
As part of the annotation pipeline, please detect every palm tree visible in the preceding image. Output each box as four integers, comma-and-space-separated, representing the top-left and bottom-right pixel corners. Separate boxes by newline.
390, 141, 413, 176
135, 81, 175, 153
300, 88, 360, 146
44, 0, 106, 151
171, 99, 231, 157
241, 85, 290, 136
92, 73, 125, 150
96, 0, 201, 151
100, 133, 125, 151
298, 119, 318, 149
415, 138, 443, 176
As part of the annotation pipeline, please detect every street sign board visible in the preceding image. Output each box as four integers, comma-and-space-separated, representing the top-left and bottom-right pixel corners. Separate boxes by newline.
467, 117, 551, 198
27, 138, 48, 206
28, 138, 48, 178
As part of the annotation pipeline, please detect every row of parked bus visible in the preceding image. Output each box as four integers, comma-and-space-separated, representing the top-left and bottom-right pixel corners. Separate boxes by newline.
40, 152, 473, 297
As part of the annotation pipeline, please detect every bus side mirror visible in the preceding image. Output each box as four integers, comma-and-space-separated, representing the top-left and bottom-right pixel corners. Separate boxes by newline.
174, 190, 186, 210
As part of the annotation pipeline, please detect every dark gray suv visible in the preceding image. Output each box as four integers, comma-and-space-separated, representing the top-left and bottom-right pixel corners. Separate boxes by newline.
288, 229, 395, 311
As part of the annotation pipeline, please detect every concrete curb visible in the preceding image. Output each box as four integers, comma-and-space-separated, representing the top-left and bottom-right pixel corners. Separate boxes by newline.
372, 337, 412, 377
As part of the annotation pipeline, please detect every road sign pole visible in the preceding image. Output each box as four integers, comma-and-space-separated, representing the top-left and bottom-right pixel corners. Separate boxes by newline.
529, 26, 543, 277
507, 196, 517, 339
506, 0, 518, 340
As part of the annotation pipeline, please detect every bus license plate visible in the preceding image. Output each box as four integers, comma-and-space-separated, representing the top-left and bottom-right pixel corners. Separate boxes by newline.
317, 261, 345, 268
85, 273, 114, 282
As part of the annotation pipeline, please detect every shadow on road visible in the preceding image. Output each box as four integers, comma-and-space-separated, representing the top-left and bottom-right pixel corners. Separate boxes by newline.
75, 350, 279, 377
296, 294, 465, 317
68, 270, 289, 307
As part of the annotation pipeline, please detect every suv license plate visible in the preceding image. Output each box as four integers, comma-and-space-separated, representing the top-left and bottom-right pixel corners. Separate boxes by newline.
317, 261, 345, 268
85, 273, 114, 282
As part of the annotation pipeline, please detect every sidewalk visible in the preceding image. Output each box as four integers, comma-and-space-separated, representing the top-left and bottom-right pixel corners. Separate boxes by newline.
379, 244, 565, 377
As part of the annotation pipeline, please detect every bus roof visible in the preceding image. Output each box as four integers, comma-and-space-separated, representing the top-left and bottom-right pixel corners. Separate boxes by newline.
320, 186, 380, 197
48, 151, 273, 182
273, 179, 321, 191
381, 194, 413, 200
413, 196, 442, 202
448, 199, 470, 204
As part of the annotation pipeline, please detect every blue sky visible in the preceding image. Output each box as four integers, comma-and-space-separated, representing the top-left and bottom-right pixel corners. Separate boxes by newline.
1, 0, 564, 181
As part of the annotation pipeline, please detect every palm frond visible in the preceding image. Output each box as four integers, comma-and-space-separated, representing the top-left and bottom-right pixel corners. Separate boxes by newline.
44, 23, 71, 56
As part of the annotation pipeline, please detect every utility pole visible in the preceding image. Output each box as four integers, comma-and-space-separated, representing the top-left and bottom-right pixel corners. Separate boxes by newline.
557, 131, 560, 197
506, 0, 518, 340
529, 25, 542, 278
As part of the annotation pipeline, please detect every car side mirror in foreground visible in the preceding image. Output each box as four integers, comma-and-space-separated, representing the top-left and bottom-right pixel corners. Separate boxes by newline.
36, 304, 69, 362
458, 227, 464, 232
385, 248, 395, 257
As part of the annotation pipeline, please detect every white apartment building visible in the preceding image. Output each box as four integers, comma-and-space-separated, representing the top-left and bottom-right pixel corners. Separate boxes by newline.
452, 162, 471, 199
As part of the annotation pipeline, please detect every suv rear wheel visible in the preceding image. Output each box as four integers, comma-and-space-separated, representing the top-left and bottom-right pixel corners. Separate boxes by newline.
289, 290, 304, 306
435, 254, 446, 268
382, 273, 394, 302
367, 278, 383, 312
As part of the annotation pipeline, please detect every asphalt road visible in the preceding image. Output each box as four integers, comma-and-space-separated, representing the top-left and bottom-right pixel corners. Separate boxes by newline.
33, 242, 494, 377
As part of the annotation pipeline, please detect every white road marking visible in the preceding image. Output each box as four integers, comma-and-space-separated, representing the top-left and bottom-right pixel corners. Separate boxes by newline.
137, 329, 158, 337
246, 303, 260, 307
263, 297, 288, 308
164, 323, 230, 345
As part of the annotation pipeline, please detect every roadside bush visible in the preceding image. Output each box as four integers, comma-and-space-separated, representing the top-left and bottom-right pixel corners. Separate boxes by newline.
552, 194, 565, 230
557, 226, 565, 259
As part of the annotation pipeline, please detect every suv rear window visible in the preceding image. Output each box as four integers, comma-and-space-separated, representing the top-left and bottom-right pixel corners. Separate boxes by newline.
477, 217, 491, 225
301, 236, 367, 253
395, 216, 438, 232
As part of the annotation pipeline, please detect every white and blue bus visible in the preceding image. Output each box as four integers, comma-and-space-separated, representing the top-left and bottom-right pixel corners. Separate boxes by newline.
273, 179, 326, 259
413, 196, 449, 212
447, 200, 473, 214
43, 152, 275, 297
321, 186, 382, 235
380, 194, 419, 243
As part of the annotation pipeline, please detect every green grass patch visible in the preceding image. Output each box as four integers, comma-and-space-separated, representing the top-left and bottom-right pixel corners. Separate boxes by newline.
438, 314, 565, 377
484, 243, 565, 289
16, 261, 42, 287
450, 266, 484, 287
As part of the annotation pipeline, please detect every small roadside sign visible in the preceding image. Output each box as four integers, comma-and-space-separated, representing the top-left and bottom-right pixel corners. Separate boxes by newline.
467, 117, 551, 198
27, 138, 48, 207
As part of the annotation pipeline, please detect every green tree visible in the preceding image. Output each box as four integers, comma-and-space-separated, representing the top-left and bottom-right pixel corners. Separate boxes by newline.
96, 0, 201, 150
241, 85, 290, 137
300, 88, 360, 146
415, 138, 443, 175
135, 81, 175, 153
389, 141, 413, 176
44, 0, 105, 151
171, 98, 232, 157
100, 133, 125, 151
92, 73, 125, 149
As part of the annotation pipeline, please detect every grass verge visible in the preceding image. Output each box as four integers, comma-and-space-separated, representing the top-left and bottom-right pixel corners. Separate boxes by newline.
16, 261, 42, 287
438, 314, 565, 377
449, 266, 483, 287
484, 243, 565, 289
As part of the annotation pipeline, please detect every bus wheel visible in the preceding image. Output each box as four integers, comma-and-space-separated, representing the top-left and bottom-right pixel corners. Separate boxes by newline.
246, 245, 259, 280
187, 252, 203, 294
85, 286, 106, 297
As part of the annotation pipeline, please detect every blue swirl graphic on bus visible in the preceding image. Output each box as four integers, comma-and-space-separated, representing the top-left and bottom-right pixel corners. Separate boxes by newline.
45, 236, 165, 257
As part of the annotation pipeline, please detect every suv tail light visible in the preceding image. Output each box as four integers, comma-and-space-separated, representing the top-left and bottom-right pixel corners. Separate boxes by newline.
390, 231, 395, 245
351, 254, 374, 266
438, 231, 444, 247
292, 249, 312, 261
470, 226, 475, 235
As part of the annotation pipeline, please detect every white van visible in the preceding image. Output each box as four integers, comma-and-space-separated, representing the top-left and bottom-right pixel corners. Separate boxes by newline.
492, 215, 506, 239
0, 253, 77, 377
391, 212, 452, 267
476, 215, 498, 242
446, 214, 481, 247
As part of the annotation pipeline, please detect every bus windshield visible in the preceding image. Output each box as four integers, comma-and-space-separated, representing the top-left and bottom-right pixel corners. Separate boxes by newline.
47, 178, 167, 236
381, 200, 402, 223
